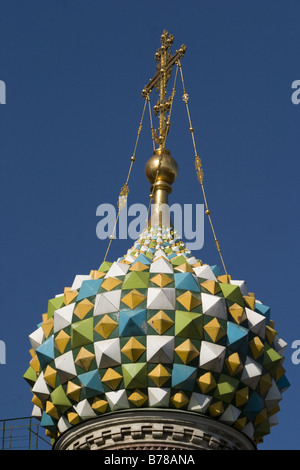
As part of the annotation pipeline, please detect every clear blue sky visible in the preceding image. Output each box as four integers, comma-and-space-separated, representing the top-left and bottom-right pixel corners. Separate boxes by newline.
0, 0, 299, 450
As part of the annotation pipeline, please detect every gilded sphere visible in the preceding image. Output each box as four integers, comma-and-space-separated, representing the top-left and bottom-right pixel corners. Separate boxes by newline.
145, 149, 178, 185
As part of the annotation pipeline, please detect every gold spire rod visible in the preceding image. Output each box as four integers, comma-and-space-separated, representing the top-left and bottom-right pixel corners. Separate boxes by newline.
142, 30, 186, 149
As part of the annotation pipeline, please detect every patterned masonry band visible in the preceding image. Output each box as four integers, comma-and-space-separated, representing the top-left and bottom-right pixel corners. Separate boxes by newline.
24, 226, 290, 445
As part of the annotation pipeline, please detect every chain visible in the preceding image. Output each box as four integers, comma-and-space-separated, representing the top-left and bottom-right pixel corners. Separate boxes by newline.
178, 61, 227, 275
101, 97, 148, 265
147, 95, 156, 152
162, 63, 179, 148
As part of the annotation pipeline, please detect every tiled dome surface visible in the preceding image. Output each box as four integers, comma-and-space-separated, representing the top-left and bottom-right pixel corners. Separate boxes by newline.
24, 226, 289, 444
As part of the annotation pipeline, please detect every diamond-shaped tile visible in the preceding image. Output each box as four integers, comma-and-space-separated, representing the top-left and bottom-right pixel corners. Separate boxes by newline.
225, 353, 243, 376
147, 288, 176, 310
176, 291, 201, 311
74, 347, 95, 371
197, 372, 217, 394
119, 309, 147, 337
204, 318, 226, 343
94, 338, 121, 369
175, 339, 199, 364
235, 386, 249, 407
101, 277, 122, 292
148, 364, 171, 387
146, 336, 175, 363
54, 330, 71, 354
122, 272, 149, 290
67, 411, 80, 425
170, 391, 189, 409
44, 365, 57, 388
128, 389, 148, 407
101, 368, 123, 390
147, 310, 174, 335
122, 363, 148, 389
121, 337, 146, 362
209, 400, 224, 417
174, 263, 194, 273
74, 299, 94, 320
91, 397, 108, 413
129, 262, 149, 272
94, 314, 118, 339
200, 280, 221, 295
150, 273, 173, 287
174, 310, 203, 339
228, 303, 246, 324
121, 289, 146, 309
66, 381, 81, 402
249, 336, 264, 360
64, 288, 78, 306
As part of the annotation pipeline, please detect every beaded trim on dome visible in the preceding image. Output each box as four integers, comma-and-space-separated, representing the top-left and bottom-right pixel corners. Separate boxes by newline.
24, 226, 289, 445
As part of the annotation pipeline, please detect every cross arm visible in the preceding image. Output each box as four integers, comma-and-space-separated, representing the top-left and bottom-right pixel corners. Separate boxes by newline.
142, 45, 187, 98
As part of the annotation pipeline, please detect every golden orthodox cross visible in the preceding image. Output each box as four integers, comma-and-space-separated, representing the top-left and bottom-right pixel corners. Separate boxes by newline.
142, 30, 186, 149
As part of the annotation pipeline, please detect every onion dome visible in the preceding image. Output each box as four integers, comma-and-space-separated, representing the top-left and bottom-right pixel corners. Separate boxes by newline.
24, 30, 289, 449
24, 224, 289, 445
